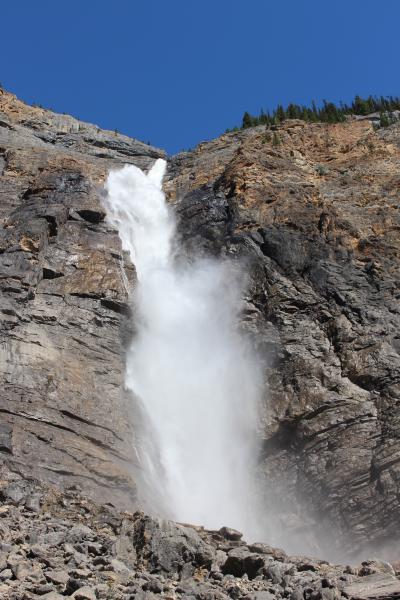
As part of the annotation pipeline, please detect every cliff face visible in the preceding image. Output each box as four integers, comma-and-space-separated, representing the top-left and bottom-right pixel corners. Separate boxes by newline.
1, 89, 400, 558
166, 120, 400, 557
0, 89, 164, 507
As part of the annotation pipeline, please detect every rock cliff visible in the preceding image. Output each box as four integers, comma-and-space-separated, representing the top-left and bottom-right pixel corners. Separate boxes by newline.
166, 120, 400, 558
1, 89, 400, 561
0, 89, 164, 508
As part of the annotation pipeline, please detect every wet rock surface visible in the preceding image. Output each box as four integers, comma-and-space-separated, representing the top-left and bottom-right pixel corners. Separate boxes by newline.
0, 465, 399, 600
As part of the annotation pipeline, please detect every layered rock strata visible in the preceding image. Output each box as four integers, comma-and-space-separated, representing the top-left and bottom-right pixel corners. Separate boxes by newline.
1, 89, 400, 558
166, 119, 400, 557
0, 89, 164, 507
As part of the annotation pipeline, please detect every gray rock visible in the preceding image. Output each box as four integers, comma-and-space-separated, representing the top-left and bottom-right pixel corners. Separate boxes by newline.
222, 547, 265, 579
29, 544, 50, 560
110, 558, 131, 573
143, 577, 163, 593
38, 531, 66, 546
264, 563, 287, 585
73, 551, 89, 566
289, 589, 304, 600
0, 555, 7, 571
244, 593, 276, 600
0, 468, 394, 600
8, 553, 25, 567
0, 424, 12, 454
134, 592, 159, 600
133, 515, 214, 573
67, 525, 94, 543
320, 589, 340, 600
219, 526, 243, 541
34, 583, 56, 594
45, 568, 70, 584
179, 562, 195, 580
12, 560, 32, 580
343, 573, 400, 599
70, 567, 92, 578
248, 543, 286, 561
87, 542, 103, 555
25, 493, 41, 512
2, 481, 28, 504
211, 549, 228, 572
0, 568, 12, 580
95, 583, 110, 598
358, 559, 395, 576
71, 586, 97, 599
64, 543, 75, 556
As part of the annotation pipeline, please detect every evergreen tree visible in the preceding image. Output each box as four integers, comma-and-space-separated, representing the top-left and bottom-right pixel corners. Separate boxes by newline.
276, 104, 286, 122
238, 95, 400, 131
242, 112, 253, 128
287, 103, 300, 119
353, 95, 368, 115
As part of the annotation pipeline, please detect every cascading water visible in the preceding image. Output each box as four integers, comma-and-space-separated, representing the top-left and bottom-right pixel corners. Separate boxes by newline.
104, 159, 264, 537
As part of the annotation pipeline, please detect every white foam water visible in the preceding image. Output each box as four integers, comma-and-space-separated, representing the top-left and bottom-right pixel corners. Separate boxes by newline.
104, 159, 263, 537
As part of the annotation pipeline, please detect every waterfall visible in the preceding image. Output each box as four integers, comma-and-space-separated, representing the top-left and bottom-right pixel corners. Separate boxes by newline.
104, 159, 263, 537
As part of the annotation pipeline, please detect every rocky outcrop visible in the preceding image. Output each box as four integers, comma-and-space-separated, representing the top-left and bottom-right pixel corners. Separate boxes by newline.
1, 88, 400, 561
0, 89, 165, 507
166, 120, 400, 558
1, 463, 399, 600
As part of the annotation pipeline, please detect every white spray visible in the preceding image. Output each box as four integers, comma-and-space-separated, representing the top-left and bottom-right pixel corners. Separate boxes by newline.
104, 159, 264, 537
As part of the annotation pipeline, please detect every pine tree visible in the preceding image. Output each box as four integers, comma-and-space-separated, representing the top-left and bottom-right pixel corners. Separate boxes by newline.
238, 95, 400, 131
276, 105, 286, 122
286, 103, 299, 119
242, 111, 253, 128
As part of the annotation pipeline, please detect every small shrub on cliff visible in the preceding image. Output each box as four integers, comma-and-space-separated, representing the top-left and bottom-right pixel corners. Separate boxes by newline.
262, 132, 272, 144
272, 132, 280, 146
379, 112, 390, 128
316, 164, 329, 176
378, 111, 399, 128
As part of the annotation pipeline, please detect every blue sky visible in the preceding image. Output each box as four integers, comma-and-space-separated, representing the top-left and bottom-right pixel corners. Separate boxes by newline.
1, 0, 399, 154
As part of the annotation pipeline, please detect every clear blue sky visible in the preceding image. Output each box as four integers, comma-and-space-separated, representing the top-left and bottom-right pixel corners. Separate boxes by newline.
1, 0, 399, 154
